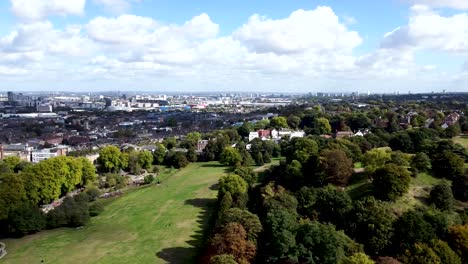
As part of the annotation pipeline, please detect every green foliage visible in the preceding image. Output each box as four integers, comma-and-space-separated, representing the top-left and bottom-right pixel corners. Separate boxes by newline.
412, 152, 432, 172
270, 116, 289, 129
0, 173, 27, 220
79, 157, 97, 185
144, 174, 155, 184
98, 145, 124, 172
233, 167, 257, 187
429, 182, 455, 211
209, 254, 238, 264
138, 150, 153, 169
348, 197, 396, 256
362, 147, 392, 173
218, 175, 248, 203
264, 208, 298, 262
186, 146, 198, 162
400, 243, 441, 264
152, 143, 166, 165
220, 147, 242, 167
372, 164, 411, 201
295, 220, 362, 264
431, 239, 461, 264
317, 117, 332, 134
445, 124, 461, 138
47, 196, 90, 228
89, 202, 104, 217
287, 115, 301, 129
431, 151, 464, 179
393, 210, 437, 252
7, 203, 46, 236
85, 187, 100, 201
340, 252, 375, 264
237, 122, 253, 138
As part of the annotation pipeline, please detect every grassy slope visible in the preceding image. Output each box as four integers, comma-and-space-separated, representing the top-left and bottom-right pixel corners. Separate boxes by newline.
453, 135, 468, 149
2, 162, 227, 264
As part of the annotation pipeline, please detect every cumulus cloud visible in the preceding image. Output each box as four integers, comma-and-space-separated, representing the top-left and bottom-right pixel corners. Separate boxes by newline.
233, 7, 362, 55
0, 5, 465, 92
382, 6, 468, 53
409, 0, 468, 9
10, 0, 86, 21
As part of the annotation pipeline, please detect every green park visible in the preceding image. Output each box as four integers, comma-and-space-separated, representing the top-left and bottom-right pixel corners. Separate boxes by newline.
2, 162, 226, 264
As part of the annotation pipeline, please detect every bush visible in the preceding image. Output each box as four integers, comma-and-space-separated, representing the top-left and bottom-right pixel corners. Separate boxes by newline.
86, 187, 101, 202
429, 182, 455, 211
144, 174, 155, 184
89, 202, 104, 217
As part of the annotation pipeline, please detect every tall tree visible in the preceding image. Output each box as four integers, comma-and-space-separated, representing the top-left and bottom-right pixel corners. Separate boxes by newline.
98, 145, 124, 172
322, 149, 354, 186
372, 164, 411, 201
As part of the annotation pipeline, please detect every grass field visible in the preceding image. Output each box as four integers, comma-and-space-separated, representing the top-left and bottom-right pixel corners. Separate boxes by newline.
453, 135, 468, 149
1, 162, 228, 264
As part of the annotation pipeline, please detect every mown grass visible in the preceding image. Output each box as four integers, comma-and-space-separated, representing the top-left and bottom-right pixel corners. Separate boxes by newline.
453, 135, 468, 149
2, 162, 227, 264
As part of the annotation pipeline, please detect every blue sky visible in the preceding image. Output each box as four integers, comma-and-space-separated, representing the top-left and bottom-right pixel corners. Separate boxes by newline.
0, 0, 467, 93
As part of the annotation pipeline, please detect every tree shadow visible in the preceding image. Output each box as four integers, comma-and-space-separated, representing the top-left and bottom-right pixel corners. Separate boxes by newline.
155, 198, 217, 263
199, 163, 225, 168
209, 183, 219, 190
348, 183, 374, 200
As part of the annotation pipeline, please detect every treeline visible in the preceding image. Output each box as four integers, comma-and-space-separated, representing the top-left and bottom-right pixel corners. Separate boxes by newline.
199, 107, 467, 263
0, 156, 97, 236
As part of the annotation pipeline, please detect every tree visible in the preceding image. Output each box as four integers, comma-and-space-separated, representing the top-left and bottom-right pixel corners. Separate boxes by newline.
445, 124, 461, 138
220, 147, 242, 167
7, 203, 46, 236
389, 132, 414, 153
340, 253, 375, 264
163, 137, 177, 150
362, 147, 392, 173
432, 151, 464, 179
218, 175, 248, 206
317, 117, 332, 134
429, 182, 455, 211
210, 254, 238, 264
288, 115, 301, 129
138, 150, 153, 169
183, 145, 196, 162
217, 208, 262, 242
0, 173, 27, 220
322, 149, 354, 186
263, 208, 298, 263
208, 223, 256, 264
312, 186, 352, 229
400, 243, 441, 264
270, 116, 289, 129
393, 210, 436, 252
452, 174, 468, 201
431, 239, 461, 264
2, 156, 21, 172
412, 152, 431, 172
171, 152, 189, 169
233, 167, 257, 187
347, 197, 396, 256
295, 221, 362, 264
447, 225, 468, 260
153, 143, 166, 165
98, 146, 124, 172
183, 132, 202, 148
372, 164, 411, 201
79, 157, 97, 185
237, 122, 253, 138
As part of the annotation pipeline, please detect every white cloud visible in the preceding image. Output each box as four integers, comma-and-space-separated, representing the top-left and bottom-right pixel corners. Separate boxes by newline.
233, 7, 362, 55
409, 0, 468, 9
382, 6, 468, 53
10, 0, 86, 21
0, 5, 466, 92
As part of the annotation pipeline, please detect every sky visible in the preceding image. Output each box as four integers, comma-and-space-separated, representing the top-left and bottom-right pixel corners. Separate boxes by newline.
0, 0, 467, 93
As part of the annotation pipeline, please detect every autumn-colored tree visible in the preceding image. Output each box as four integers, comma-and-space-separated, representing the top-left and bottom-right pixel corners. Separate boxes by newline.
447, 225, 468, 260
322, 149, 354, 186
208, 223, 256, 264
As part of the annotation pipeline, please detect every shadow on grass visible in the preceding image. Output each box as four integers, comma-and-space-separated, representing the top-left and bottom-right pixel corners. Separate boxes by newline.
348, 183, 374, 200
209, 183, 219, 191
199, 163, 225, 168
155, 198, 218, 264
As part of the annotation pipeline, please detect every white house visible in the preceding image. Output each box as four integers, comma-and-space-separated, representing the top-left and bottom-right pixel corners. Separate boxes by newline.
249, 132, 259, 142
290, 131, 306, 139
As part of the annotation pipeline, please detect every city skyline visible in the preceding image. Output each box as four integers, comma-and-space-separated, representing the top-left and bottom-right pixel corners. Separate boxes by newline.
0, 0, 468, 93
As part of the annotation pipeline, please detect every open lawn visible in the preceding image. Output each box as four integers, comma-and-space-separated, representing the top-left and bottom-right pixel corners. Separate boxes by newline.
453, 135, 468, 149
1, 162, 228, 264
